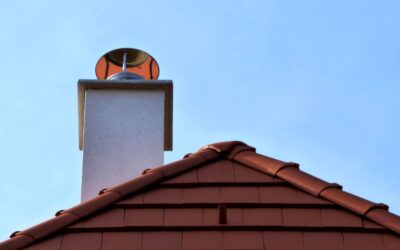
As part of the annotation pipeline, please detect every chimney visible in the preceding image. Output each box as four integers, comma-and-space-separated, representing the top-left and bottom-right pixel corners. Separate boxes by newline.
78, 48, 173, 201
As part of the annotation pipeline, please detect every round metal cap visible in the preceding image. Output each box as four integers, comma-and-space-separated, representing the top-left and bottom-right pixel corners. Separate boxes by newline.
95, 48, 160, 80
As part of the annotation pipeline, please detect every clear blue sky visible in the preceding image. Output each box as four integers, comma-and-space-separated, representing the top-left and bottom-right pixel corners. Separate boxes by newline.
1, 0, 399, 241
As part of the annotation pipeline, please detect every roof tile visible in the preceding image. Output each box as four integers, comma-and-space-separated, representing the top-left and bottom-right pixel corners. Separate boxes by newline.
276, 167, 334, 196
182, 187, 220, 203
259, 186, 299, 204
183, 231, 222, 250
366, 208, 400, 233
164, 209, 203, 226
320, 188, 378, 215
60, 233, 102, 250
234, 162, 274, 182
243, 208, 282, 226
303, 232, 344, 250
84, 209, 124, 228
116, 193, 144, 205
233, 150, 289, 176
1, 235, 34, 250
142, 232, 182, 250
124, 209, 163, 226
150, 149, 219, 178
143, 188, 182, 204
363, 219, 385, 229
21, 213, 79, 241
201, 141, 250, 155
198, 160, 235, 183
272, 176, 285, 183
282, 208, 322, 227
321, 209, 363, 227
67, 221, 85, 229
226, 144, 256, 160
102, 232, 142, 250
221, 187, 259, 203
64, 192, 121, 218
263, 231, 303, 250
383, 234, 400, 250
223, 231, 264, 250
297, 190, 332, 204
162, 170, 198, 184
2, 140, 400, 250
106, 172, 163, 197
343, 233, 385, 250
24, 236, 62, 250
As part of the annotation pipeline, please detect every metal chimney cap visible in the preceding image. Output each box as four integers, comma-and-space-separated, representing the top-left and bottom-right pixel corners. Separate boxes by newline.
95, 48, 160, 80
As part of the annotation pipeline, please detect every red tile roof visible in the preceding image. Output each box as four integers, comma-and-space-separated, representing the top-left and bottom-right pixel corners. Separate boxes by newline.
1, 141, 400, 250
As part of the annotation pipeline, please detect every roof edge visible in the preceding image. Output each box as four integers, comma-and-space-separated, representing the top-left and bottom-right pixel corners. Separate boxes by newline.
199, 141, 254, 155
0, 146, 222, 250
2, 140, 400, 250
232, 149, 400, 234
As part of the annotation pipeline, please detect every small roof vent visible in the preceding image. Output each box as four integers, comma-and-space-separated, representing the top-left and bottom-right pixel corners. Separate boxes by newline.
95, 48, 160, 80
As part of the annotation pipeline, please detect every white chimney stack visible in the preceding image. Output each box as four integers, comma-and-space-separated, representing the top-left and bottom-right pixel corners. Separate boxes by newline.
77, 48, 173, 201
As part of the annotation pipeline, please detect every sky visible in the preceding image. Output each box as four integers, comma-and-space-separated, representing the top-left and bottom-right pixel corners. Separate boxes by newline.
0, 0, 400, 241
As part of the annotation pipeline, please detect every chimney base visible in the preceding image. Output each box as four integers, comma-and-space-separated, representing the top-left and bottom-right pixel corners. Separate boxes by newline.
78, 80, 173, 201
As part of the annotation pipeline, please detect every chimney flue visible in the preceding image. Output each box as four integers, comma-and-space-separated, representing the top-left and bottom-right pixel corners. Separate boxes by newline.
78, 48, 172, 201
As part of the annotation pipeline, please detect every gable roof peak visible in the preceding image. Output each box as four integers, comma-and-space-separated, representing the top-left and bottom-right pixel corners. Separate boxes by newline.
198, 141, 256, 158
2, 141, 400, 250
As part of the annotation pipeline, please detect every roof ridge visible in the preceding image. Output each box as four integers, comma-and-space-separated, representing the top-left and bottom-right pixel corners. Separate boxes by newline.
0, 145, 225, 250
199, 141, 254, 155
1, 140, 400, 250
231, 149, 400, 234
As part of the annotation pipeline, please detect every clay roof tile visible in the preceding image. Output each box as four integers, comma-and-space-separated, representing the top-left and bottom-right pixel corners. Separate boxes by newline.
367, 208, 400, 233
1, 140, 400, 250
199, 141, 250, 154
0, 234, 33, 250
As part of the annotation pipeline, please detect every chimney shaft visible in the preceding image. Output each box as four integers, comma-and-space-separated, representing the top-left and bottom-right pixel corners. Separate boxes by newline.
78, 80, 173, 201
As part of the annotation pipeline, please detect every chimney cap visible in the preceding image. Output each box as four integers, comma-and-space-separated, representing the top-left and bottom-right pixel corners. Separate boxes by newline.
95, 48, 160, 80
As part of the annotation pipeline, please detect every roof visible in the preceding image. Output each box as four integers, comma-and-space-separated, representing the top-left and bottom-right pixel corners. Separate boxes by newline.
1, 141, 400, 250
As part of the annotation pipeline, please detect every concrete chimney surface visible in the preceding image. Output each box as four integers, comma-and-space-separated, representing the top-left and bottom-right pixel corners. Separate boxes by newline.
78, 80, 173, 201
